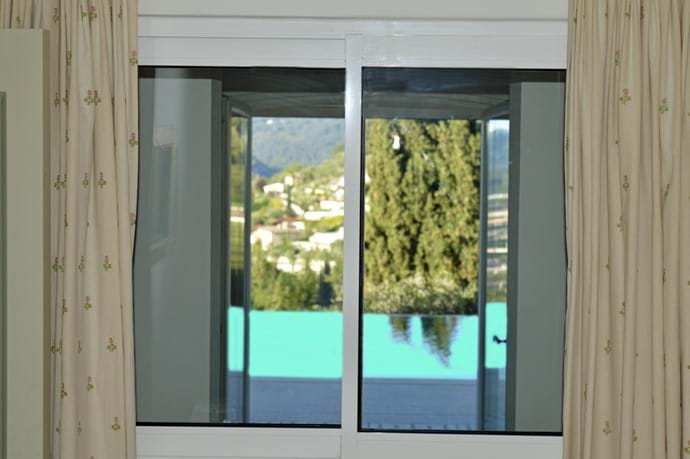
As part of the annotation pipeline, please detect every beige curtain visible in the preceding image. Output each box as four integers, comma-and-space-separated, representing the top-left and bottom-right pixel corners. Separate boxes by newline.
565, 0, 689, 458
1, 0, 138, 458
0, 0, 36, 27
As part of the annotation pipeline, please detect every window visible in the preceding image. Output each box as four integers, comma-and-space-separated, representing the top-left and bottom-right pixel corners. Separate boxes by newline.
134, 66, 565, 433
134, 67, 345, 425
134, 20, 568, 459
359, 68, 565, 433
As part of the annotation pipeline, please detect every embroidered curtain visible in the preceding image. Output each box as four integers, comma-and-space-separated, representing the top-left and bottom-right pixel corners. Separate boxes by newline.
0, 0, 138, 458
564, 0, 689, 458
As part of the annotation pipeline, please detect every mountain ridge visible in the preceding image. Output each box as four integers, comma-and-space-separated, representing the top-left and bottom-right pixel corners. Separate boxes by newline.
251, 117, 344, 175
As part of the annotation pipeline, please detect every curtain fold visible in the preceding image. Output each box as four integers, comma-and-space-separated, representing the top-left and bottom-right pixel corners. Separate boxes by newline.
565, 0, 689, 458
0, 1, 138, 458
0, 0, 37, 27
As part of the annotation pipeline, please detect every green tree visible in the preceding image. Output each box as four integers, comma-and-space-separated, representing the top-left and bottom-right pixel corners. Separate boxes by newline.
324, 241, 343, 309
251, 243, 322, 311
364, 119, 480, 314
421, 121, 481, 300
364, 119, 410, 285
251, 242, 278, 310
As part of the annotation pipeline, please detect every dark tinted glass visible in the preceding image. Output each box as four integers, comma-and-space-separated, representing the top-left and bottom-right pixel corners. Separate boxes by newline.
134, 67, 345, 425
360, 68, 566, 433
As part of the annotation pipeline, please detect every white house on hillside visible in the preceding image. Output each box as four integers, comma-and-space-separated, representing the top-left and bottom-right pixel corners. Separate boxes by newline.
290, 203, 305, 216
263, 182, 285, 195
319, 200, 343, 211
250, 225, 301, 250
304, 209, 344, 221
308, 227, 344, 250
274, 256, 333, 273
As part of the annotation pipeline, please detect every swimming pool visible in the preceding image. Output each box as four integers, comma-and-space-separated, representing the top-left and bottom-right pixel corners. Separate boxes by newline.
227, 302, 506, 379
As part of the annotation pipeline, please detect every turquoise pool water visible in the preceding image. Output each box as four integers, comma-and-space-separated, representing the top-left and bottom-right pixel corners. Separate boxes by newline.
227, 302, 507, 380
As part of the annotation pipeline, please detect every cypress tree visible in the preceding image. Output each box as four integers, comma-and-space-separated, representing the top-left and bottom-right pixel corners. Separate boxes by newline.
364, 119, 409, 285
364, 118, 480, 314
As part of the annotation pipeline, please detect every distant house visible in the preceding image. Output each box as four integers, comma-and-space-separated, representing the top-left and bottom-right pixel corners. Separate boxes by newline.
308, 227, 344, 250
290, 203, 305, 216
319, 200, 343, 211
274, 255, 333, 273
275, 256, 305, 273
251, 227, 277, 250
291, 240, 315, 252
309, 259, 328, 272
250, 225, 301, 250
262, 182, 285, 195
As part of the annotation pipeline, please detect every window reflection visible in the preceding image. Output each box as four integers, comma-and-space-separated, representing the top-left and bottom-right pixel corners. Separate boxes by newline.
360, 68, 565, 433
135, 68, 345, 425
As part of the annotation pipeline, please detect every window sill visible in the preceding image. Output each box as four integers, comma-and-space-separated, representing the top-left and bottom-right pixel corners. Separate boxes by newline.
137, 425, 341, 458
136, 426, 562, 459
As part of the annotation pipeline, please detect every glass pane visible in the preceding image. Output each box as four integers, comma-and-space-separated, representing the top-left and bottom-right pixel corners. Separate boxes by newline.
135, 68, 345, 425
243, 116, 345, 425
360, 68, 566, 433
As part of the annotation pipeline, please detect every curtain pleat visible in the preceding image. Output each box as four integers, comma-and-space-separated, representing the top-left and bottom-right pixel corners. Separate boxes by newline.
0, 1, 138, 458
565, 0, 689, 458
0, 0, 34, 28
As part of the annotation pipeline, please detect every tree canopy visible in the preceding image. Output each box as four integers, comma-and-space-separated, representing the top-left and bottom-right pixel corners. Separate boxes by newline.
363, 119, 481, 314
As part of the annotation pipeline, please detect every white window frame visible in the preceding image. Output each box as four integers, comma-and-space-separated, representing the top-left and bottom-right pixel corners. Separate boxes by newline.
137, 11, 567, 459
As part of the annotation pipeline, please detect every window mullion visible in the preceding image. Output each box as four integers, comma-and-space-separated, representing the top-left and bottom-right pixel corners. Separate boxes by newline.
341, 34, 364, 459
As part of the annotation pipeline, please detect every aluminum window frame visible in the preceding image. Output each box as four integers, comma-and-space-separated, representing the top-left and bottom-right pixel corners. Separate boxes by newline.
136, 15, 566, 459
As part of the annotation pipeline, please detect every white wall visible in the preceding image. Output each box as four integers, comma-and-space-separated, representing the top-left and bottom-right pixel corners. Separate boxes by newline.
506, 82, 566, 432
139, 0, 567, 20
134, 78, 221, 422
0, 29, 51, 459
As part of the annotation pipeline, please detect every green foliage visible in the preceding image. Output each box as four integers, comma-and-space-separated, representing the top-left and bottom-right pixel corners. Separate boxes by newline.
251, 145, 345, 227
305, 216, 343, 233
251, 243, 314, 310
230, 221, 245, 269
251, 243, 339, 311
364, 276, 476, 315
324, 241, 343, 309
363, 119, 481, 314
300, 147, 344, 184
251, 193, 288, 226
250, 118, 480, 316
229, 117, 248, 205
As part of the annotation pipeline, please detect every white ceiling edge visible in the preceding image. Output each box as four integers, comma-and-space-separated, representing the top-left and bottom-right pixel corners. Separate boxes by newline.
138, 0, 568, 22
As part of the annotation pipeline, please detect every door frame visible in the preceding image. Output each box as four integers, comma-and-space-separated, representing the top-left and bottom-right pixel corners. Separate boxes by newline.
221, 99, 254, 424
477, 103, 510, 431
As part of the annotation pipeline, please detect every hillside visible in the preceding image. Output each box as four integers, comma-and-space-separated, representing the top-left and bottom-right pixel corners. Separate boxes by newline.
252, 117, 344, 175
